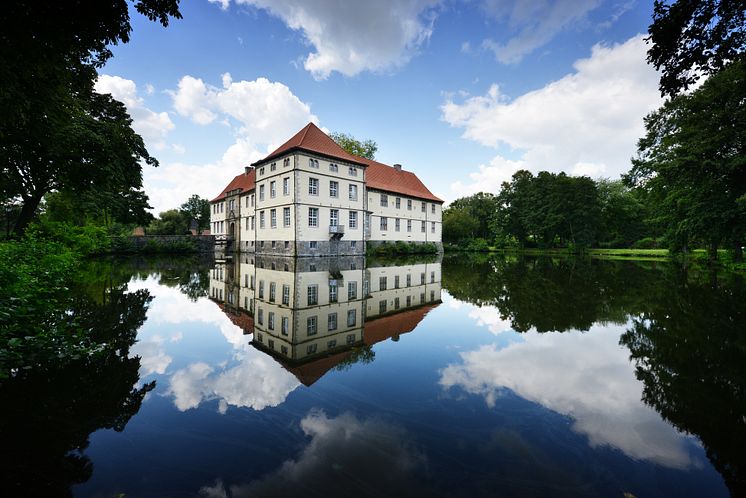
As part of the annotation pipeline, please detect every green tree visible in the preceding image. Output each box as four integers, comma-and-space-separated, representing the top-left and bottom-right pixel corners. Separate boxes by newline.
596, 179, 648, 247
442, 207, 480, 243
180, 195, 211, 232
329, 132, 378, 159
448, 192, 500, 241
647, 0, 746, 97
0, 1, 181, 235
147, 209, 189, 235
626, 60, 746, 261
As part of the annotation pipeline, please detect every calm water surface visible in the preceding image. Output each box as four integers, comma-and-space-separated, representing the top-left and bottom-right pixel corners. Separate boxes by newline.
3, 254, 744, 497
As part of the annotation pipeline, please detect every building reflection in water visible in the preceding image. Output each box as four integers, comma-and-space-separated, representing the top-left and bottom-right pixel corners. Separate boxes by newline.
209, 255, 441, 385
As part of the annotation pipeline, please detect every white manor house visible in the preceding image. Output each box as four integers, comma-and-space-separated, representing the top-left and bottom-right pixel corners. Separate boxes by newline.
210, 123, 443, 256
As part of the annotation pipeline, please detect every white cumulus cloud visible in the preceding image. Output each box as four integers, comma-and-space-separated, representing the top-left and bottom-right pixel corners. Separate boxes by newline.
213, 0, 440, 80
95, 75, 175, 150
443, 35, 662, 199
439, 324, 700, 469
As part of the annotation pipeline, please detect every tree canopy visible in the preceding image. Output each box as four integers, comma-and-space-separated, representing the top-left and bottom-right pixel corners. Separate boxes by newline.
0, 1, 182, 235
647, 0, 746, 97
180, 195, 210, 232
329, 132, 378, 159
626, 59, 746, 259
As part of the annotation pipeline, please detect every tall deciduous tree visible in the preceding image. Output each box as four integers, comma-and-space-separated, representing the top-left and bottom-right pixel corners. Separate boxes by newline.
647, 0, 746, 97
0, 1, 181, 235
180, 195, 210, 232
329, 132, 378, 159
626, 60, 746, 261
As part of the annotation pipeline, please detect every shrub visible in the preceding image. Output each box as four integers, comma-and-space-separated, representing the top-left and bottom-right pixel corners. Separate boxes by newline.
633, 237, 661, 249
26, 220, 111, 255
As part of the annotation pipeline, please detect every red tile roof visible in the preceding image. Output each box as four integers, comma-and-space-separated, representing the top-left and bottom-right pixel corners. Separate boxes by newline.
364, 303, 440, 346
211, 169, 255, 202
359, 157, 443, 203
252, 122, 368, 167
214, 123, 442, 203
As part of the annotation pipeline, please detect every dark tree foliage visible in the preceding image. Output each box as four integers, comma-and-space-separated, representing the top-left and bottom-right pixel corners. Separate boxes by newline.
180, 194, 211, 232
647, 0, 746, 97
443, 193, 499, 243
596, 179, 649, 248
147, 209, 190, 235
0, 1, 181, 235
496, 171, 602, 248
620, 271, 746, 496
626, 60, 746, 260
329, 132, 378, 159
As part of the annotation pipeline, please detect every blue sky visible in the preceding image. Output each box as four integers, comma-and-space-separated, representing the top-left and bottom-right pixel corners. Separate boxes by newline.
97, 0, 662, 213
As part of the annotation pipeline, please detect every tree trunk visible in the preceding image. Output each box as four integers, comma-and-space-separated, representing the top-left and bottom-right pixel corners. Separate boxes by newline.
708, 241, 718, 264
733, 242, 743, 263
12, 191, 45, 237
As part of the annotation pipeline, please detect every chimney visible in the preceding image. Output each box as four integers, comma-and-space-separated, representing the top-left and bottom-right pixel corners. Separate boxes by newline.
245, 166, 253, 175
393, 163, 402, 171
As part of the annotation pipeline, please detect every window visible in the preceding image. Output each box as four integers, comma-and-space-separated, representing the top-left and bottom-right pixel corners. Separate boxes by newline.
268, 339, 274, 349
257, 308, 263, 325
431, 290, 436, 301
329, 163, 338, 172
395, 218, 400, 232
327, 339, 337, 349
406, 295, 411, 307
407, 199, 412, 210
250, 216, 255, 230
250, 275, 255, 289
284, 207, 291, 227
270, 162, 276, 171
348, 281, 357, 300
259, 184, 265, 201
421, 272, 425, 285
347, 333, 356, 344
307, 316, 317, 335
349, 167, 357, 176
379, 276, 387, 291
330, 180, 338, 198
379, 300, 387, 313
281, 316, 289, 335
432, 204, 436, 214
396, 197, 401, 209
259, 167, 265, 176
431, 221, 436, 233
270, 181, 276, 198
283, 157, 291, 168
270, 209, 277, 228
421, 221, 426, 233
394, 275, 400, 288
259, 211, 265, 229
395, 297, 400, 310
307, 285, 318, 305
431, 271, 435, 283
407, 220, 412, 232
420, 292, 425, 304
310, 241, 317, 249
269, 282, 276, 301
259, 280, 265, 299
307, 343, 317, 354
283, 177, 290, 195
406, 274, 411, 287
380, 194, 388, 207
421, 202, 426, 212
328, 313, 337, 331
349, 184, 358, 201
347, 309, 356, 327
309, 158, 319, 168
349, 211, 357, 229
330, 209, 339, 227
282, 284, 290, 305
309, 177, 318, 195
246, 217, 250, 230
268, 312, 275, 330
351, 241, 357, 248
281, 345, 288, 355
308, 207, 318, 227
329, 281, 338, 302
380, 217, 388, 231
251, 194, 255, 207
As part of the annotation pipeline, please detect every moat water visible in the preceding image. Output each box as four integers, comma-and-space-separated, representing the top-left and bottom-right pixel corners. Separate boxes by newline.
3, 254, 744, 497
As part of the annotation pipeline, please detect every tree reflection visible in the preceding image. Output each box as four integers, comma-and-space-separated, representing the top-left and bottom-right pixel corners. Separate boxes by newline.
0, 274, 154, 496
620, 272, 746, 496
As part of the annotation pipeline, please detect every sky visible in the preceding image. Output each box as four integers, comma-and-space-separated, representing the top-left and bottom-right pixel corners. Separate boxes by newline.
97, 0, 663, 214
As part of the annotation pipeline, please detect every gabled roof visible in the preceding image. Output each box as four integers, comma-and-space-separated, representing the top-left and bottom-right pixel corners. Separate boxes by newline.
364, 303, 440, 346
360, 157, 444, 203
251, 122, 368, 167
211, 169, 255, 202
